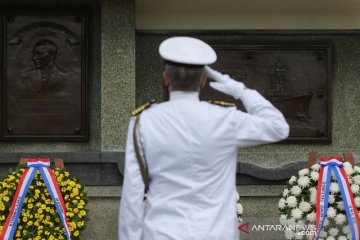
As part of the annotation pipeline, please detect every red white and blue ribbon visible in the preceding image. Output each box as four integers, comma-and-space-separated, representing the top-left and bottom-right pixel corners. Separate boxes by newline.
0, 158, 71, 240
314, 156, 360, 240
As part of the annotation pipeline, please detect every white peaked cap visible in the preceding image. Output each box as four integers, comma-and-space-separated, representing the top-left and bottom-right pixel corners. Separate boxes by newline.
159, 36, 217, 65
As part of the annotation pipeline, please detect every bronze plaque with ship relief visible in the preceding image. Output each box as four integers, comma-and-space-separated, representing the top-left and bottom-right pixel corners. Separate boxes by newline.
200, 45, 332, 143
2, 10, 88, 141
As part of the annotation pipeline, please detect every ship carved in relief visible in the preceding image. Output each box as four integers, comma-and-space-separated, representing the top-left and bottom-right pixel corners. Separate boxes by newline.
267, 60, 322, 136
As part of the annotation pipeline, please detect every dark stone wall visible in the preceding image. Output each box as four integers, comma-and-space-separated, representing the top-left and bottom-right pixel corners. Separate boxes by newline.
136, 32, 360, 172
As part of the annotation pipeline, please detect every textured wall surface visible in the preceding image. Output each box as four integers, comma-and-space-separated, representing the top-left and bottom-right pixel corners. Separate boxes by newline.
0, 0, 102, 152
89, 186, 287, 240
101, 0, 136, 151
136, 34, 360, 168
82, 187, 120, 240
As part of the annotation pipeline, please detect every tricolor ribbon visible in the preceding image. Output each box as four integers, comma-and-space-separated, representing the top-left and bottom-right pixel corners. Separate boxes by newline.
314, 156, 360, 240
0, 158, 71, 240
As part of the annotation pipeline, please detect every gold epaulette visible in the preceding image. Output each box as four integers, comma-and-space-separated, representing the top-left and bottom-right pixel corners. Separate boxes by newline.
208, 100, 236, 107
131, 100, 156, 116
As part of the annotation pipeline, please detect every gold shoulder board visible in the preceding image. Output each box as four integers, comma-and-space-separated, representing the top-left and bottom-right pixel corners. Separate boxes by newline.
208, 100, 236, 107
131, 100, 156, 116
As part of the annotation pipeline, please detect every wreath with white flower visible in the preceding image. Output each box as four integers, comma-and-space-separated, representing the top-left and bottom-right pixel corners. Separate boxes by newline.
278, 161, 360, 240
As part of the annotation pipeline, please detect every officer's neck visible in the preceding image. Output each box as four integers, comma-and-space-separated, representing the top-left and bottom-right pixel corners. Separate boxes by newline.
169, 91, 200, 101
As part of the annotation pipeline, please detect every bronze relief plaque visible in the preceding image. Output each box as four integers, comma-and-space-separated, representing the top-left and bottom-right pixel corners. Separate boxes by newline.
2, 11, 87, 140
200, 45, 332, 142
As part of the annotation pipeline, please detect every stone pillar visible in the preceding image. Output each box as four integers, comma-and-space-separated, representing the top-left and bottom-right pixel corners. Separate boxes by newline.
101, 0, 136, 151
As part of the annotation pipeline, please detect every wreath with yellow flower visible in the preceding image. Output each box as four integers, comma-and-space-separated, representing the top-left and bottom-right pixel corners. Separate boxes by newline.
0, 166, 88, 240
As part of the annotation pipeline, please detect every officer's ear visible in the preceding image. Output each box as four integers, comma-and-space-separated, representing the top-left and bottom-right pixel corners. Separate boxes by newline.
163, 71, 170, 87
199, 71, 208, 89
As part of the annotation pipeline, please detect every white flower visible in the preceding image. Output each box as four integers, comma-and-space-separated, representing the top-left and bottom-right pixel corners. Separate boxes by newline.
343, 161, 351, 168
278, 198, 286, 209
354, 165, 360, 172
236, 191, 240, 201
328, 228, 339, 236
311, 164, 320, 171
353, 175, 360, 184
287, 217, 296, 226
284, 230, 294, 239
337, 201, 345, 210
323, 218, 329, 226
306, 211, 316, 222
310, 187, 317, 204
291, 186, 302, 196
330, 182, 340, 193
298, 176, 310, 188
296, 220, 304, 226
286, 196, 298, 207
299, 168, 309, 176
338, 236, 347, 240
237, 203, 243, 214
355, 197, 360, 207
311, 171, 319, 181
327, 207, 336, 219
291, 208, 303, 220
343, 225, 350, 234
351, 184, 360, 194
294, 232, 303, 240
344, 162, 354, 175
289, 176, 297, 184
326, 236, 335, 240
335, 213, 346, 225
320, 230, 327, 237
328, 194, 335, 204
283, 188, 289, 197
279, 214, 288, 225
331, 172, 337, 180
299, 201, 311, 212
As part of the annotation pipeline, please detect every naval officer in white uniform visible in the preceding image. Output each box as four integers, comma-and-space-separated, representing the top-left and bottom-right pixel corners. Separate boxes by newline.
119, 37, 289, 240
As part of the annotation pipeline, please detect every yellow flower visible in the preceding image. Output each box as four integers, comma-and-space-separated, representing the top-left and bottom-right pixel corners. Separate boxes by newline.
77, 221, 85, 227
27, 203, 33, 209
70, 222, 76, 228
3, 196, 9, 202
74, 230, 80, 237
66, 212, 74, 218
27, 220, 33, 226
22, 216, 28, 222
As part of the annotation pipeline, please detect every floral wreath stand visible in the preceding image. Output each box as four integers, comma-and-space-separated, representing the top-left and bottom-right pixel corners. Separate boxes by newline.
279, 151, 360, 240
0, 157, 88, 240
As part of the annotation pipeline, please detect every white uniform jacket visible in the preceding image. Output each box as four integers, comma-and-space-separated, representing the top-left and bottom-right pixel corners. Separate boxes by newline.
119, 90, 289, 240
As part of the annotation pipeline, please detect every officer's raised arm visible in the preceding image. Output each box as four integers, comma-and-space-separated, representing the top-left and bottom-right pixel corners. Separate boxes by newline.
205, 66, 290, 147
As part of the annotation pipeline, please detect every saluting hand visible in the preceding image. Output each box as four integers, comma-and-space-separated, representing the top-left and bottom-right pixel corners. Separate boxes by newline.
205, 66, 246, 100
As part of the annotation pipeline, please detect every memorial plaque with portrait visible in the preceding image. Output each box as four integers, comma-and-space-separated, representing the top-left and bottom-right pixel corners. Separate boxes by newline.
2, 10, 88, 140
200, 45, 332, 143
